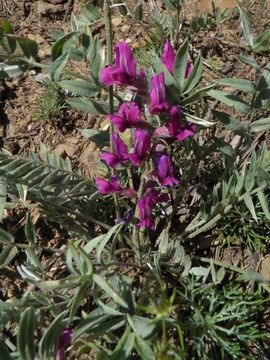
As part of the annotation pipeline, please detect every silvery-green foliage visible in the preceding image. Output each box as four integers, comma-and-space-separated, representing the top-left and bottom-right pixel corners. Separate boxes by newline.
0, 3, 270, 359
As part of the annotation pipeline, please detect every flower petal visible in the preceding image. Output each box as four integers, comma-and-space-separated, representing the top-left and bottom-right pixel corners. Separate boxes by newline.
116, 42, 137, 79
162, 39, 175, 74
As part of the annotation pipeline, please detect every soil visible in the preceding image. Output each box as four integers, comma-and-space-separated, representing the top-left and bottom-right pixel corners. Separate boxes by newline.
0, 0, 270, 355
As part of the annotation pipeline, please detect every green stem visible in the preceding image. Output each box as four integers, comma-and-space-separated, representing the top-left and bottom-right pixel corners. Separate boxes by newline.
104, 0, 123, 239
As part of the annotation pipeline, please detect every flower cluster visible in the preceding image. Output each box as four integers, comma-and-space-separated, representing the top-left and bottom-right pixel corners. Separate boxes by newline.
97, 41, 196, 229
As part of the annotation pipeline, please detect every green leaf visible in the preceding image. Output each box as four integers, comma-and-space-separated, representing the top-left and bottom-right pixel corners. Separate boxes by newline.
0, 19, 16, 53
0, 245, 18, 269
207, 89, 251, 114
189, 266, 210, 277
0, 228, 14, 244
257, 189, 270, 220
0, 339, 13, 360
48, 51, 70, 82
181, 84, 215, 105
134, 1, 143, 21
236, 55, 260, 69
216, 78, 256, 94
214, 138, 234, 157
60, 80, 98, 97
184, 112, 213, 127
111, 329, 135, 359
250, 118, 270, 132
6, 35, 38, 59
253, 29, 270, 53
0, 178, 6, 221
39, 311, 68, 360
66, 97, 110, 115
217, 267, 226, 283
25, 213, 37, 244
174, 39, 189, 89
257, 61, 270, 90
135, 335, 155, 360
26, 249, 43, 271
17, 307, 36, 360
213, 110, 247, 135
129, 316, 155, 339
240, 271, 270, 284
69, 281, 91, 322
70, 13, 79, 31
51, 31, 79, 61
253, 88, 270, 108
243, 193, 258, 222
245, 166, 256, 192
96, 223, 122, 262
79, 4, 102, 25
93, 274, 128, 309
238, 6, 254, 47
163, 0, 178, 10
80, 129, 110, 148
235, 169, 246, 196
0, 19, 14, 34
0, 61, 27, 79
182, 53, 203, 94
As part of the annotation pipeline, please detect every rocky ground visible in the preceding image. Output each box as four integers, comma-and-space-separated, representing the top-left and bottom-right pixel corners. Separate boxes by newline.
0, 0, 270, 347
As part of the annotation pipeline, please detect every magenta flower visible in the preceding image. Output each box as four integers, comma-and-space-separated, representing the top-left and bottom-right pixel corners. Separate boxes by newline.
129, 129, 151, 166
166, 106, 197, 141
185, 61, 193, 79
154, 106, 196, 141
96, 175, 136, 198
155, 154, 180, 187
101, 133, 129, 168
96, 175, 122, 194
56, 328, 73, 360
150, 73, 170, 114
138, 190, 158, 229
162, 39, 193, 79
108, 102, 148, 133
162, 39, 176, 74
101, 42, 137, 86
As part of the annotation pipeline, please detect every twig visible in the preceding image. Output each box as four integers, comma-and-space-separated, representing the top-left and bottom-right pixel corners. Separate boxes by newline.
63, 0, 73, 23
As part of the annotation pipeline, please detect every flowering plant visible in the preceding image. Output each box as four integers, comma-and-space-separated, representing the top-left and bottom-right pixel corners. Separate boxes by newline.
97, 40, 197, 250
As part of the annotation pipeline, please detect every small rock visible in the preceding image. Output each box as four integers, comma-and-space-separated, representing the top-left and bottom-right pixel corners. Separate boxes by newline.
36, 1, 65, 16
121, 24, 130, 33
260, 255, 270, 282
112, 17, 123, 27
198, 0, 238, 13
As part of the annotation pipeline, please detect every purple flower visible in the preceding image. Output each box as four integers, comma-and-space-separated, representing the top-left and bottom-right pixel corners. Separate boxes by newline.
96, 175, 122, 194
161, 39, 193, 79
153, 106, 196, 141
138, 190, 159, 229
162, 39, 176, 74
56, 328, 73, 360
101, 133, 129, 168
101, 42, 137, 86
185, 61, 193, 79
166, 106, 197, 141
96, 175, 136, 198
150, 73, 170, 114
115, 208, 135, 224
108, 102, 148, 133
129, 129, 151, 166
155, 154, 180, 187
